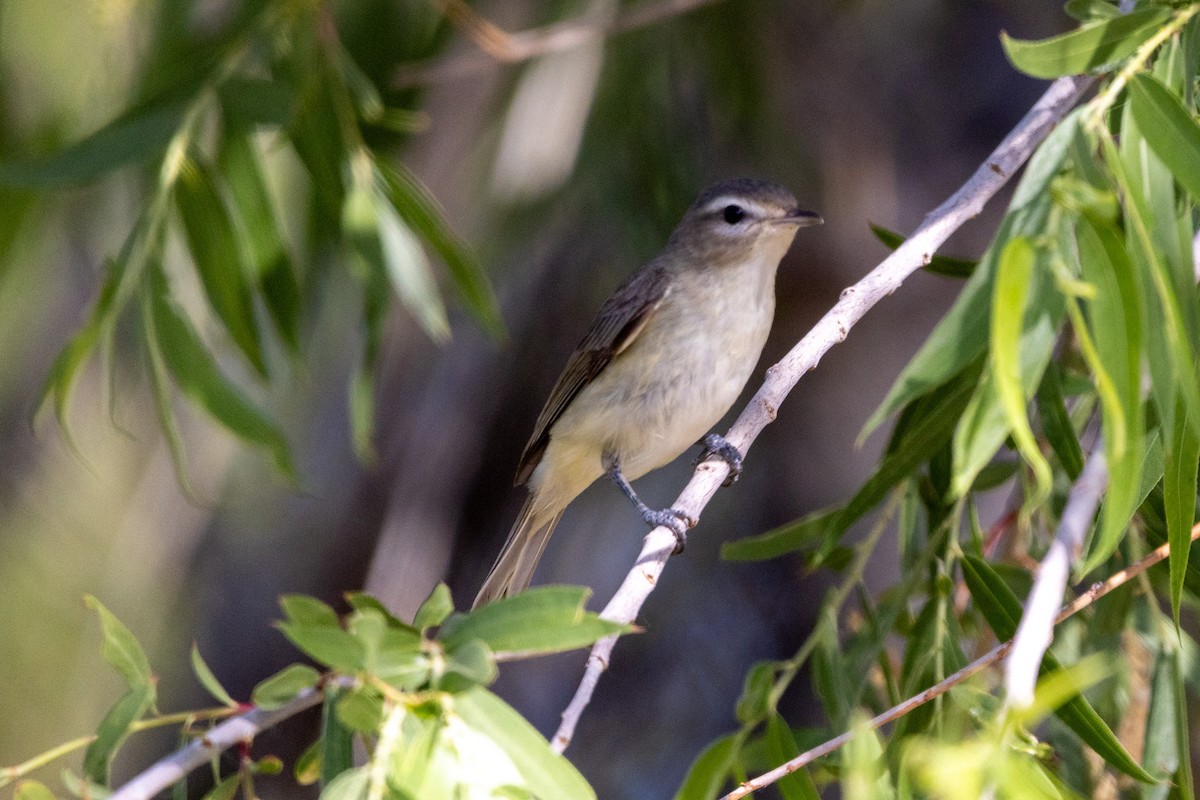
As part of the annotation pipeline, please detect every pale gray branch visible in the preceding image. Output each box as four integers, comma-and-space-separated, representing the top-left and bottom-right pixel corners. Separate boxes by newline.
551, 73, 1095, 753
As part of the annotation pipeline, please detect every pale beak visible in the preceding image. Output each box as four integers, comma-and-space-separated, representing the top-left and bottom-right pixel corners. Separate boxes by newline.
776, 209, 823, 227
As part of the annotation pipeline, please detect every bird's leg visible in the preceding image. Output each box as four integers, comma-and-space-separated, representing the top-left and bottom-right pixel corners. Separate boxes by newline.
603, 452, 693, 553
695, 433, 743, 487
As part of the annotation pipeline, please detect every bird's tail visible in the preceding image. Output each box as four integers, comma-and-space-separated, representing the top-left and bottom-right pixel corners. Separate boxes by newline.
473, 496, 563, 609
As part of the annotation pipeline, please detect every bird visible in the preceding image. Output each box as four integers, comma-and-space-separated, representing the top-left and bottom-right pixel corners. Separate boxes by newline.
474, 179, 821, 607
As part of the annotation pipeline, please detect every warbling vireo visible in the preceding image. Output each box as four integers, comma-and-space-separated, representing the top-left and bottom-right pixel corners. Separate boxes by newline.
474, 179, 821, 607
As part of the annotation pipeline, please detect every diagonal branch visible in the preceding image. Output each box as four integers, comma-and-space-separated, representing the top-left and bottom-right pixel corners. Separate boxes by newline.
550, 73, 1096, 754
393, 0, 725, 87
720, 521, 1200, 800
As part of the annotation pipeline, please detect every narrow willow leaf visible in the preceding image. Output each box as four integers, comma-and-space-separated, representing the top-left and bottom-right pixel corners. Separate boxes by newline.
765, 714, 820, 800
295, 739, 322, 785
455, 687, 596, 800
251, 664, 320, 710
440, 586, 626, 658
1000, 8, 1172, 79
869, 224, 977, 278
0, 100, 187, 188
1036, 364, 1084, 480
721, 506, 839, 562
1129, 73, 1200, 201
149, 270, 296, 479
989, 236, 1053, 504
1164, 396, 1200, 625
218, 132, 300, 351
84, 595, 153, 689
961, 556, 1155, 782
191, 644, 238, 708
218, 77, 296, 129
674, 735, 738, 800
174, 156, 266, 376
736, 660, 782, 725
321, 687, 355, 787
379, 161, 504, 338
375, 189, 451, 342
1143, 646, 1182, 796
141, 276, 198, 498
83, 685, 155, 785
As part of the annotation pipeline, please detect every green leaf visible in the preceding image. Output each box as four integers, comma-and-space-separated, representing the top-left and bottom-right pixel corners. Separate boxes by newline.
14, 781, 58, 800
454, 686, 596, 800
414, 583, 455, 630
378, 162, 504, 338
765, 714, 820, 800
251, 664, 320, 710
295, 739, 323, 786
83, 684, 155, 785
1164, 396, 1200, 625
191, 643, 238, 708
0, 100, 188, 188
674, 735, 737, 800
1129, 73, 1200, 202
989, 236, 1053, 505
199, 775, 239, 800
148, 268, 296, 479
335, 688, 384, 732
319, 766, 369, 800
84, 595, 153, 689
961, 555, 1155, 782
1036, 365, 1084, 480
736, 660, 782, 725
440, 586, 627, 658
320, 687, 355, 787
218, 77, 296, 129
280, 595, 341, 627
444, 639, 498, 690
174, 155, 266, 376
1000, 8, 1172, 79
278, 623, 365, 672
218, 132, 300, 351
721, 506, 839, 562
869, 224, 977, 278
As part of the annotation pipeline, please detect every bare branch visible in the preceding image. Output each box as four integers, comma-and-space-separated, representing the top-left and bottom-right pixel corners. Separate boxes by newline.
393, 0, 725, 87
109, 686, 330, 800
550, 73, 1096, 754
1005, 444, 1107, 708
720, 522, 1200, 800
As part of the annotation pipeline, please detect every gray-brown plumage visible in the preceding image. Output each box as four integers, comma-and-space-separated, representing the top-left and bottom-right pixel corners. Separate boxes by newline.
475, 179, 821, 607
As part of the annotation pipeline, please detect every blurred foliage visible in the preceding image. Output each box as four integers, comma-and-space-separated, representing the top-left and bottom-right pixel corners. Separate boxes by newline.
4, 0, 1200, 799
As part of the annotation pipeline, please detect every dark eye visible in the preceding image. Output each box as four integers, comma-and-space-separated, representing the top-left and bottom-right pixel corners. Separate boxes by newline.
722, 204, 745, 225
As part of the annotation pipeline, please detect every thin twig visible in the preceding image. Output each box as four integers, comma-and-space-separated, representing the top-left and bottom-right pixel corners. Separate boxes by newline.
720, 522, 1200, 800
393, 0, 724, 87
550, 73, 1096, 754
1005, 445, 1107, 708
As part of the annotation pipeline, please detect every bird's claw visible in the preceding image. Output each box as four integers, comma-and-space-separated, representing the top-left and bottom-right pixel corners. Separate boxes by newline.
642, 507, 694, 553
696, 433, 743, 487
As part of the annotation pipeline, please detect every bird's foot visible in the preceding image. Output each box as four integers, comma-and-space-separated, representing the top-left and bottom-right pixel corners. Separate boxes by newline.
696, 433, 743, 487
641, 507, 695, 553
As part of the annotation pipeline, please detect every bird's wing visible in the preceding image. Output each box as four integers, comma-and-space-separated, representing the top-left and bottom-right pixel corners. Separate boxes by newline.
514, 262, 672, 486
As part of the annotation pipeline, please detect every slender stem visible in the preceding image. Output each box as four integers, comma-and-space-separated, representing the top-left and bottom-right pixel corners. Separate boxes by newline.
0, 736, 98, 788
721, 523, 1200, 800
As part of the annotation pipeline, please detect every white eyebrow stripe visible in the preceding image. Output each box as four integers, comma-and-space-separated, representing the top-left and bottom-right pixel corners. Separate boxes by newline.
703, 196, 770, 217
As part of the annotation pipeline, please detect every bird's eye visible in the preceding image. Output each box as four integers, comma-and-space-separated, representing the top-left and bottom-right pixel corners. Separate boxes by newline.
722, 205, 745, 225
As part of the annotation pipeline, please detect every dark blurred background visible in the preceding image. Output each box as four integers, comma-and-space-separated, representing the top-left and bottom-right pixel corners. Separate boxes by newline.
0, 0, 1067, 796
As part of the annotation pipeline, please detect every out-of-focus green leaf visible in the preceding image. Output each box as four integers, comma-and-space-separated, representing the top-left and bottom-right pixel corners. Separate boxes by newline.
1036, 364, 1084, 480
444, 638, 498, 690
414, 583, 455, 631
674, 735, 738, 800
321, 687, 355, 787
218, 77, 296, 128
191, 643, 238, 708
989, 236, 1053, 504
1164, 396, 1199, 625
199, 775, 239, 800
455, 686, 596, 800
1143, 645, 1183, 799
869, 224, 977, 278
1064, 0, 1120, 22
335, 688, 384, 733
1000, 8, 1172, 79
148, 269, 296, 479
295, 739, 322, 786
721, 507, 839, 562
278, 623, 365, 672
13, 781, 57, 800
736, 660, 782, 725
440, 586, 626, 658
174, 155, 266, 376
0, 100, 188, 188
379, 162, 504, 338
250, 664, 320, 710
280, 595, 340, 627
319, 766, 368, 800
812, 607, 851, 727
765, 714, 820, 800
961, 555, 1155, 782
83, 684, 155, 785
1129, 73, 1200, 202
84, 596, 153, 690
218, 132, 301, 351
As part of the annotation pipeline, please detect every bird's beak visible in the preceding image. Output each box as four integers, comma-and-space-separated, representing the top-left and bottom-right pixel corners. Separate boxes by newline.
777, 209, 823, 227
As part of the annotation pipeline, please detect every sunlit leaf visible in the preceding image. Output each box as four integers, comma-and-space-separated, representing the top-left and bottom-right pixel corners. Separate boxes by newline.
1001, 8, 1172, 79
83, 685, 155, 785
414, 583, 455, 631
251, 664, 320, 710
84, 595, 153, 689
1129, 73, 1200, 202
13, 781, 57, 800
191, 643, 238, 708
280, 595, 340, 627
